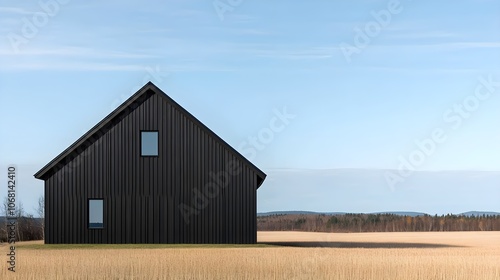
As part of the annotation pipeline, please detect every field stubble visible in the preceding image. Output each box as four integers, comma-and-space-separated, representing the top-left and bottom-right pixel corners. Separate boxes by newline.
0, 231, 498, 279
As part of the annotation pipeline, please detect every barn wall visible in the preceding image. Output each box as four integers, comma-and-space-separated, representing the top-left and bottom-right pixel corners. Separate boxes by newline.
44, 92, 259, 244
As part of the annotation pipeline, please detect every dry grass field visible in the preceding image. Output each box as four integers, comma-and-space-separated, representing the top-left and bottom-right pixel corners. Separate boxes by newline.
1, 231, 499, 279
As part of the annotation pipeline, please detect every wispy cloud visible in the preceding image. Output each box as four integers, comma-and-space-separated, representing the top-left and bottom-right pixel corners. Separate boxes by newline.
255, 51, 333, 60
229, 28, 269, 36
225, 13, 258, 23
1, 61, 237, 72
0, 46, 158, 59
387, 31, 461, 40
434, 42, 500, 49
0, 6, 32, 15
245, 40, 500, 60
169, 8, 210, 18
0, 44, 161, 71
352, 41, 500, 53
2, 62, 147, 72
360, 66, 486, 74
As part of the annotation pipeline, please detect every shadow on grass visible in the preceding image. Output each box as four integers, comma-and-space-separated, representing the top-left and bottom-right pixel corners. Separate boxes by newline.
8, 242, 460, 250
259, 241, 462, 249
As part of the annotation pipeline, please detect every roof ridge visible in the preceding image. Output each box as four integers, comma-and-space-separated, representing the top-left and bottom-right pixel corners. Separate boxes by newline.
34, 83, 266, 183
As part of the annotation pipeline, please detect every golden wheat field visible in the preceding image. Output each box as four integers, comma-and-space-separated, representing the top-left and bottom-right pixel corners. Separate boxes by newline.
1, 231, 499, 280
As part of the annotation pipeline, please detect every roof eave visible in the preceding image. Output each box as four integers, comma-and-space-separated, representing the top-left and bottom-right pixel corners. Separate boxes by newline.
147, 82, 267, 180
34, 82, 155, 180
34, 82, 267, 186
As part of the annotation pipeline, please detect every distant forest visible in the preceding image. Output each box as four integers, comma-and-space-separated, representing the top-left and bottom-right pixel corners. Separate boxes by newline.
257, 213, 500, 232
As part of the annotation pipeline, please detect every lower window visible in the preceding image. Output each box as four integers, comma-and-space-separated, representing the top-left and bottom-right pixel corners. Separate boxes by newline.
88, 199, 104, 229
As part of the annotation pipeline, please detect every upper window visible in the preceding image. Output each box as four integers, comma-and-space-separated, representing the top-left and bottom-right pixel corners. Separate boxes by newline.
141, 131, 158, 156
89, 199, 103, 229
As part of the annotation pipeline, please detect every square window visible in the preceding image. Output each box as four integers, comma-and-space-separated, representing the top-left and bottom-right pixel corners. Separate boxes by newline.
141, 131, 158, 156
89, 199, 103, 229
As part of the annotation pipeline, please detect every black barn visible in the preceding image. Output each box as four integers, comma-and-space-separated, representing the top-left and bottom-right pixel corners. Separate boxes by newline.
34, 82, 266, 244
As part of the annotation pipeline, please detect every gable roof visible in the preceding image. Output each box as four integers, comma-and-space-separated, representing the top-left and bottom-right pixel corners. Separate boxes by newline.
34, 82, 266, 186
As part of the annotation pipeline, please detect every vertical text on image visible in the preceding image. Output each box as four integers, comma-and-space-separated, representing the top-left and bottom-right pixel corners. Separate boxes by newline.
6, 166, 17, 272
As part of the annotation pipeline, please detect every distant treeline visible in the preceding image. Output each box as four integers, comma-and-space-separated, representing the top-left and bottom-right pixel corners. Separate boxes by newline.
1, 197, 45, 242
257, 213, 500, 232
0, 216, 43, 242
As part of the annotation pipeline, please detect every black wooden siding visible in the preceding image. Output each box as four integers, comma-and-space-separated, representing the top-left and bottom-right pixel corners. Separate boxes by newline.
42, 89, 263, 244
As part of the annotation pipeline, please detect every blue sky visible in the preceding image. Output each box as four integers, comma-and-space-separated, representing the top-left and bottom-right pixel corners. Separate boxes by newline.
1, 0, 499, 214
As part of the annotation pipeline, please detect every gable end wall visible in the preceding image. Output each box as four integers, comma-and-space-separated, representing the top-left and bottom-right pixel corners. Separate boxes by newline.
44, 93, 258, 244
